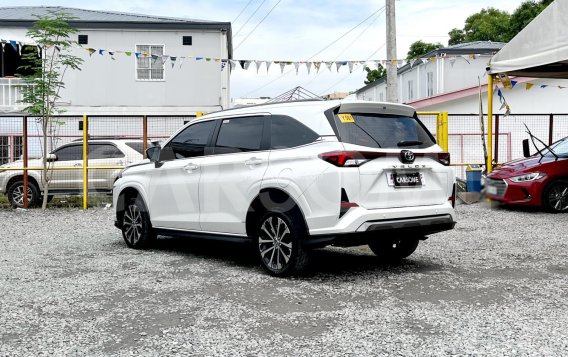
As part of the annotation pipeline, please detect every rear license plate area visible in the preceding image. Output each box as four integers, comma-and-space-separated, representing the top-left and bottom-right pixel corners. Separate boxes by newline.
387, 172, 424, 187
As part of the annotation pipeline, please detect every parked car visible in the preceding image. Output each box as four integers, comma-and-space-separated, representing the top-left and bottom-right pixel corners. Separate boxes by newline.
113, 100, 456, 276
486, 136, 568, 212
0, 139, 146, 207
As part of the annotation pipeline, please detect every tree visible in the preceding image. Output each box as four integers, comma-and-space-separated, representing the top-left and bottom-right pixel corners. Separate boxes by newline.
363, 65, 386, 85
407, 40, 442, 60
19, 11, 83, 209
507, 0, 553, 40
448, 28, 466, 46
448, 1, 553, 45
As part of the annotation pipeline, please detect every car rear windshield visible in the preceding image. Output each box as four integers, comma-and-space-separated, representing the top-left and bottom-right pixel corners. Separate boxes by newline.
333, 113, 435, 149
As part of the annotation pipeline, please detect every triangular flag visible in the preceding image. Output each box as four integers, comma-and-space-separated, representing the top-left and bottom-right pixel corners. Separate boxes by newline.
540, 85, 547, 88
162, 56, 169, 65
559, 86, 566, 89
255, 61, 262, 73
469, 54, 476, 59
87, 48, 96, 56
205, 57, 211, 62
9, 40, 17, 51
265, 61, 272, 72
196, 56, 203, 61
348, 61, 355, 73
125, 51, 132, 56
239, 60, 246, 69
336, 61, 347, 72
306, 62, 312, 74
314, 62, 321, 73
294, 62, 299, 74
498, 73, 512, 90
325, 61, 333, 71
243, 60, 251, 70
510, 80, 517, 89
449, 57, 456, 67
134, 52, 141, 59
229, 60, 236, 71
170, 56, 177, 68
279, 61, 286, 73
98, 49, 105, 55
151, 54, 158, 63
525, 83, 534, 90
179, 57, 185, 68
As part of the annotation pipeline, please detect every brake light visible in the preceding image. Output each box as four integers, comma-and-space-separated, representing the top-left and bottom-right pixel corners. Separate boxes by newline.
319, 151, 371, 167
438, 152, 451, 166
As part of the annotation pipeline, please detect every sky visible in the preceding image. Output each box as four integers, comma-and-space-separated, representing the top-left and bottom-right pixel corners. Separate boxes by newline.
2, 0, 528, 100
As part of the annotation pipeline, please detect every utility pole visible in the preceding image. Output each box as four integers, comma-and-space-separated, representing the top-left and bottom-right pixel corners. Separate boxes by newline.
386, 0, 398, 103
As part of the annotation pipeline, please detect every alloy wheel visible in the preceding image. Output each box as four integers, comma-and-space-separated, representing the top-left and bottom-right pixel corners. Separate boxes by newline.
549, 184, 568, 211
123, 204, 143, 245
13, 185, 32, 207
258, 215, 293, 271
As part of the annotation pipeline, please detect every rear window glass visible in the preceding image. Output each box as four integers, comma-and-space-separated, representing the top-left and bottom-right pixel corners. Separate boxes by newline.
126, 142, 145, 155
333, 113, 435, 149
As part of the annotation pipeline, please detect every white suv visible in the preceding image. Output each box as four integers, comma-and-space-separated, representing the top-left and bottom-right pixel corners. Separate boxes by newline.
113, 100, 456, 276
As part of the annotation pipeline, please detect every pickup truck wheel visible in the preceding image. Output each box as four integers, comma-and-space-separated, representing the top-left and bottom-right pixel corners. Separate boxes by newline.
542, 179, 568, 213
368, 238, 420, 261
254, 211, 310, 277
122, 197, 155, 249
7, 180, 40, 208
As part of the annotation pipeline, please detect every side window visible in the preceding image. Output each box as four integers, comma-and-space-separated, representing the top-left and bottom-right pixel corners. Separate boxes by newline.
270, 115, 319, 149
166, 120, 216, 159
54, 145, 83, 161
89, 144, 125, 159
214, 117, 265, 154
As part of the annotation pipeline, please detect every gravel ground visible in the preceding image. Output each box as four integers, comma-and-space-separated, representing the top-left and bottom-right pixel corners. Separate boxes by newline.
0, 202, 567, 356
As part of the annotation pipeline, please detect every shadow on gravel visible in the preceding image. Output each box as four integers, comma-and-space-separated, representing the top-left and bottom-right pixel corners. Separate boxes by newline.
141, 235, 444, 279
483, 201, 545, 214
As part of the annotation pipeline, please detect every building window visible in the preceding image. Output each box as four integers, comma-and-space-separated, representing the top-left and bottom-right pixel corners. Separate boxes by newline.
78, 35, 88, 45
182, 36, 193, 46
379, 92, 384, 102
427, 72, 434, 97
0, 136, 23, 165
136, 45, 165, 81
407, 80, 414, 101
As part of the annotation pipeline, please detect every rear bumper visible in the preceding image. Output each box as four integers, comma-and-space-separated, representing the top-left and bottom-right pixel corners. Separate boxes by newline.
305, 213, 455, 247
308, 202, 456, 236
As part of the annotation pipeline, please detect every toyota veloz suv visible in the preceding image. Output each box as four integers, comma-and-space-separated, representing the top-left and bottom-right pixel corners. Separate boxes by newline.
113, 100, 456, 276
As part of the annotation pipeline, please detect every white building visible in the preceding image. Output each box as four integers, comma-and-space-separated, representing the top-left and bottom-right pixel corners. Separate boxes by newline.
0, 6, 232, 115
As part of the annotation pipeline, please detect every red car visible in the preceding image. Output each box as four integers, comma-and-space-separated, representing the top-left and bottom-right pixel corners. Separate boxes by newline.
486, 137, 568, 212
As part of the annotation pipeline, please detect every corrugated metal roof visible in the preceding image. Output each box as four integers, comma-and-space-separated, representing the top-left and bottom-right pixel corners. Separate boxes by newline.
445, 41, 506, 50
0, 6, 214, 23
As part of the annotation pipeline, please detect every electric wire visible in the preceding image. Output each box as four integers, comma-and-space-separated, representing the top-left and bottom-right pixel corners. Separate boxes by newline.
233, 0, 268, 38
302, 7, 384, 88
242, 5, 386, 97
233, 0, 255, 23
235, 0, 283, 50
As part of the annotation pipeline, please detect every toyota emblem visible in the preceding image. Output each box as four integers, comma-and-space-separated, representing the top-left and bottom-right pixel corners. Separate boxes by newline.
400, 150, 415, 163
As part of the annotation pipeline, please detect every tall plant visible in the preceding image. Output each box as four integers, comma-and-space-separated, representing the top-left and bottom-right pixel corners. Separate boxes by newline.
19, 10, 83, 209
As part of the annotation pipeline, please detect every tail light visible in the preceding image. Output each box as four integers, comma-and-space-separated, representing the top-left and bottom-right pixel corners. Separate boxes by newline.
319, 151, 371, 167
319, 151, 451, 167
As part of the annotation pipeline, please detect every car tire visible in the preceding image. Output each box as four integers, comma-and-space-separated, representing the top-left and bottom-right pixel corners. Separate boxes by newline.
122, 196, 156, 249
254, 211, 310, 277
542, 179, 568, 213
7, 180, 40, 208
368, 237, 420, 261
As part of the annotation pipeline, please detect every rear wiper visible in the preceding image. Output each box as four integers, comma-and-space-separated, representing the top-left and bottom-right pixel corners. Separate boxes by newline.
397, 140, 423, 147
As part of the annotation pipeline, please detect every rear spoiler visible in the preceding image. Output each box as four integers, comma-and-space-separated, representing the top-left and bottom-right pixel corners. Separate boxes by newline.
337, 102, 415, 117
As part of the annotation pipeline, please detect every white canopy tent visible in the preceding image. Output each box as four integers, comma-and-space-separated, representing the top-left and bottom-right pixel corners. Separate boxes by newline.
483, 0, 567, 171
488, 0, 568, 78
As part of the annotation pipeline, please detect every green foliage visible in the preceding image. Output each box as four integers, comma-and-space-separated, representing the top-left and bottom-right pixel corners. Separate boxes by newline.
17, 10, 83, 209
407, 40, 442, 60
448, 1, 553, 45
363, 65, 386, 85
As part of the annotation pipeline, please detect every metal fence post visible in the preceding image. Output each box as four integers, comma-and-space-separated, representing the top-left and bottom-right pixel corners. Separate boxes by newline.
487, 75, 494, 173
143, 115, 148, 159
549, 114, 554, 145
494, 114, 500, 164
23, 116, 28, 209
442, 112, 449, 152
82, 115, 88, 210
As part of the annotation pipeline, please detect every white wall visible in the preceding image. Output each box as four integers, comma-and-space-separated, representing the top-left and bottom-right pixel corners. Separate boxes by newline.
4, 26, 230, 113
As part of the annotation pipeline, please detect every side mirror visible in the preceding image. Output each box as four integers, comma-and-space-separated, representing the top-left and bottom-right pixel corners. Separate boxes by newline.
46, 153, 57, 162
522, 139, 531, 158
146, 146, 161, 162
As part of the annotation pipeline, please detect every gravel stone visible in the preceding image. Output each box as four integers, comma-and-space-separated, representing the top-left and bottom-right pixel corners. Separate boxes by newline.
0, 202, 567, 356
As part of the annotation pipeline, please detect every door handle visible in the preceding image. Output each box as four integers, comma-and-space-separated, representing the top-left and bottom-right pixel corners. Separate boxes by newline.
245, 157, 263, 166
183, 163, 199, 172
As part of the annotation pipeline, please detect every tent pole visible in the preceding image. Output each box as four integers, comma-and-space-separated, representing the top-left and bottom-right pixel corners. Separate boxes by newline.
487, 74, 494, 173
